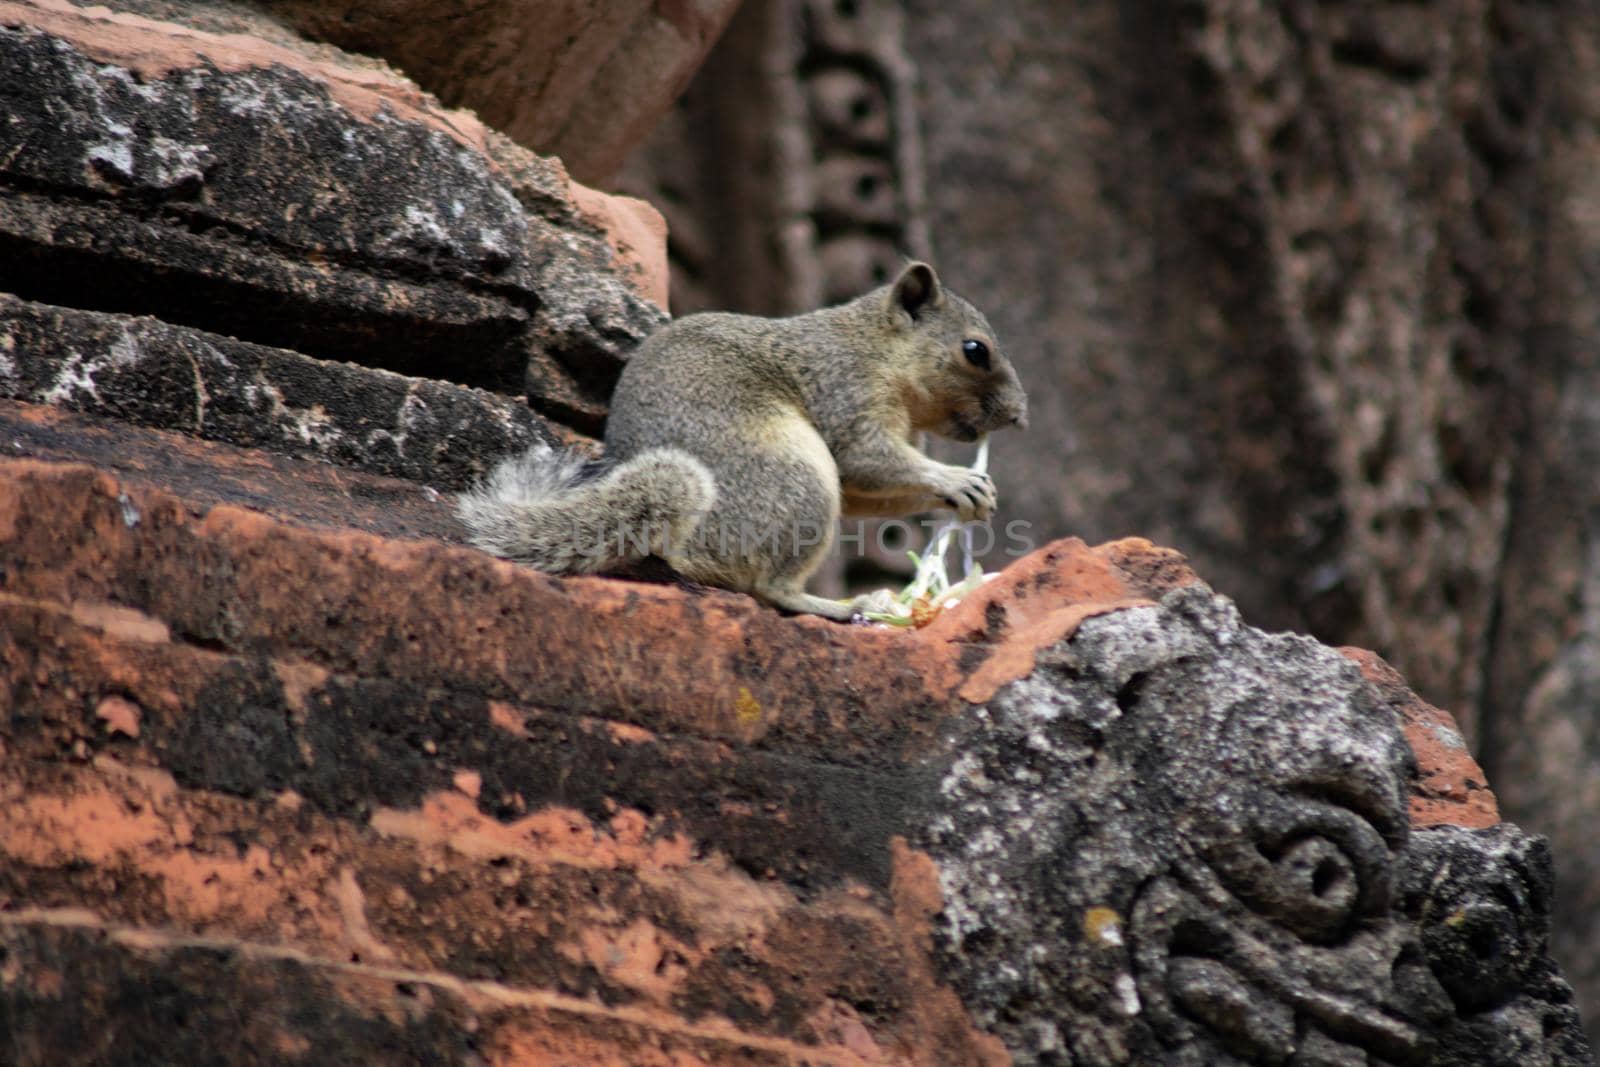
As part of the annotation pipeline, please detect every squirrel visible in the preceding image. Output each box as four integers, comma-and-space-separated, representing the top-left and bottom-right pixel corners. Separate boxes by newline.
458, 261, 1028, 621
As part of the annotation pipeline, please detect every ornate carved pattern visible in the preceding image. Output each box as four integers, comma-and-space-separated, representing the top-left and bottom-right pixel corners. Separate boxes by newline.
1186, 0, 1551, 726
798, 0, 929, 302
926, 585, 1591, 1065
616, 0, 927, 313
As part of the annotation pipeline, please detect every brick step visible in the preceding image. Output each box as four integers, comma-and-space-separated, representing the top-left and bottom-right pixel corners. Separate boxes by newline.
0, 909, 859, 1066
0, 15, 668, 436
0, 295, 556, 492
1, 589, 916, 888
0, 431, 971, 763
0, 752, 965, 1058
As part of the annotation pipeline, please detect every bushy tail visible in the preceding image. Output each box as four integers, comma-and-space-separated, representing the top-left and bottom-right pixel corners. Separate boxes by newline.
456, 444, 716, 574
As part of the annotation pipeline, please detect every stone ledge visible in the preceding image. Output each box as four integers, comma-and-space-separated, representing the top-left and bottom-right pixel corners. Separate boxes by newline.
0, 0, 673, 301
0, 5, 670, 435
0, 296, 555, 491
0, 910, 897, 1065
0, 429, 1189, 768
0, 399, 459, 542
2, 398, 1563, 1064
0, 399, 1496, 830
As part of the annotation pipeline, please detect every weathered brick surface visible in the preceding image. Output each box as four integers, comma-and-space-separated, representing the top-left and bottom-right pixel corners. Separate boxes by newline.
0, 911, 855, 1066
0, 397, 1517, 1063
0, 0, 668, 433
1343, 646, 1501, 831
2, 405, 1134, 1063
0, 412, 1186, 772
0, 296, 555, 491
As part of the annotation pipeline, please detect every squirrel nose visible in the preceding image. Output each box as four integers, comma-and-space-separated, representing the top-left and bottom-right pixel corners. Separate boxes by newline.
1011, 408, 1029, 430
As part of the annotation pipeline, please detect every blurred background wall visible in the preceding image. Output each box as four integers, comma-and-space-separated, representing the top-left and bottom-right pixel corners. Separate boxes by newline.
611, 0, 1600, 1040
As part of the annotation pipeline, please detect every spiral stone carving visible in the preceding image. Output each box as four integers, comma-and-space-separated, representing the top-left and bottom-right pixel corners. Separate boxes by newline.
925, 585, 1591, 1066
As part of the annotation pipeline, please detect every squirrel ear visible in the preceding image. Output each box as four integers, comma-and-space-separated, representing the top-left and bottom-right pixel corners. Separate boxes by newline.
890, 262, 941, 322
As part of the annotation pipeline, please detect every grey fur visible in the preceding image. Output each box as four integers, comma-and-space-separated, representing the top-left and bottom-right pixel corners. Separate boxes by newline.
458, 444, 715, 574
458, 262, 1027, 621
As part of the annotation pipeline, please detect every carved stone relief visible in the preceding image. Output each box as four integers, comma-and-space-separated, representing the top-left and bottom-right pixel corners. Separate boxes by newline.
925, 585, 1591, 1066
617, 0, 927, 317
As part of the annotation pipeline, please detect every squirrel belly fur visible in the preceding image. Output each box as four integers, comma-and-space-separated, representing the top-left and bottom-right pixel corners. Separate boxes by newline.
457, 262, 1028, 622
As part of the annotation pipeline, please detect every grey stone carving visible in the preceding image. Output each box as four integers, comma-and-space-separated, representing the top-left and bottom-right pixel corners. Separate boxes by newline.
926, 585, 1592, 1066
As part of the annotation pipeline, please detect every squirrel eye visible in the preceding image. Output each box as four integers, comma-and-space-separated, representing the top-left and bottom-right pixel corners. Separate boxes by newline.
961, 339, 991, 370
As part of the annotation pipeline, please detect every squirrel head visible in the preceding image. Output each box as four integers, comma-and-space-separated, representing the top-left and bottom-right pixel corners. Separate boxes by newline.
882, 262, 1029, 442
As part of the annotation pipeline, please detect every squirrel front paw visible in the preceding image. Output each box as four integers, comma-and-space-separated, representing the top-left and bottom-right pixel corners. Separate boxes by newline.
932, 466, 997, 522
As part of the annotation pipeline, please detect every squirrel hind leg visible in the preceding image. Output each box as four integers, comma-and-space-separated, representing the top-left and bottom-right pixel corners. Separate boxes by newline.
612, 449, 717, 557
758, 586, 859, 622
